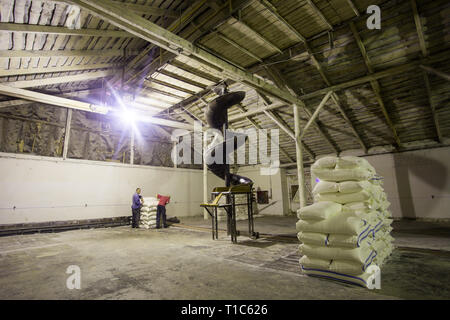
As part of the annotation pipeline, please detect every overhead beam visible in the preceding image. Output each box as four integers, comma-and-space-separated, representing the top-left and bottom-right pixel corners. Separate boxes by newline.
233, 103, 296, 163
216, 32, 263, 63
350, 21, 402, 147
146, 78, 197, 96
305, 0, 333, 30
0, 49, 140, 58
229, 101, 286, 122
423, 71, 443, 143
4, 70, 116, 88
0, 84, 108, 114
48, 0, 181, 17
0, 62, 120, 77
259, 0, 306, 43
111, 1, 180, 17
0, 22, 136, 38
157, 69, 207, 89
257, 91, 315, 160
345, 0, 360, 17
0, 88, 103, 109
420, 65, 450, 82
410, 0, 427, 57
263, 65, 339, 154
410, 0, 443, 143
228, 17, 282, 54
263, 110, 295, 140
300, 91, 333, 139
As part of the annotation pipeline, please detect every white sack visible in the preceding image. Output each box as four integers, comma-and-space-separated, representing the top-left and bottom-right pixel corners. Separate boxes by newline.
311, 167, 374, 182
296, 212, 371, 236
338, 181, 373, 194
311, 156, 338, 169
299, 243, 375, 267
312, 181, 339, 195
314, 190, 372, 204
297, 201, 342, 221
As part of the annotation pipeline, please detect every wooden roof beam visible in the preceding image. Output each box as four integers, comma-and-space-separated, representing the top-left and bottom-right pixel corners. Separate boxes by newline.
0, 49, 140, 58
229, 17, 283, 54
350, 21, 402, 148
410, 0, 443, 143
0, 62, 120, 77
305, 0, 333, 30
3, 70, 116, 88
0, 22, 136, 38
259, 0, 307, 43
345, 0, 360, 17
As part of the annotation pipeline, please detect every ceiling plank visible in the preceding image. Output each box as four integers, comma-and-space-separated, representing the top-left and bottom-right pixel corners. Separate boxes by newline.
0, 49, 139, 58
0, 62, 120, 77
350, 21, 402, 148
305, 0, 333, 30
0, 22, 136, 37
3, 70, 116, 88
0, 84, 108, 113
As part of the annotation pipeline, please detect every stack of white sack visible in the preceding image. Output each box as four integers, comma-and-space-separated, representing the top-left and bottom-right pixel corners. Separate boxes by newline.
139, 197, 160, 229
296, 156, 395, 288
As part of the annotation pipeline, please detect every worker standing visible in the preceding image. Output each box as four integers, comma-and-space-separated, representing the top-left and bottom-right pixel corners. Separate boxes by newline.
156, 194, 170, 229
131, 188, 143, 228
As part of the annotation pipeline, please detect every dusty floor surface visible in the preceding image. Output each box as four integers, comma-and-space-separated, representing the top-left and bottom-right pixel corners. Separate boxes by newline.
0, 215, 449, 299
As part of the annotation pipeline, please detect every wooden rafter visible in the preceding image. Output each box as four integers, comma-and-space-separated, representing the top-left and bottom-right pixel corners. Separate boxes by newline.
350, 21, 402, 147
305, 0, 333, 30
0, 62, 120, 77
410, 0, 443, 143
0, 22, 135, 38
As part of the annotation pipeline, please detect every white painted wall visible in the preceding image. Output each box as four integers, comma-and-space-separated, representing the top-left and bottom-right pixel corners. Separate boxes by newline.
360, 147, 450, 220
0, 153, 215, 225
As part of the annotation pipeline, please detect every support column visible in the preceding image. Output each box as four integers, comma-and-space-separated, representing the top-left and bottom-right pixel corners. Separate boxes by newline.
203, 132, 208, 220
62, 109, 72, 160
293, 104, 306, 208
130, 128, 135, 165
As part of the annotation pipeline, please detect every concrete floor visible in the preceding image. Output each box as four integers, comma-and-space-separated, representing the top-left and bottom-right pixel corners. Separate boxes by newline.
0, 215, 449, 300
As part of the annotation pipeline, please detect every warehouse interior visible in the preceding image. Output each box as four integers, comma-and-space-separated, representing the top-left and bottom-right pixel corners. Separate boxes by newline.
0, 0, 449, 300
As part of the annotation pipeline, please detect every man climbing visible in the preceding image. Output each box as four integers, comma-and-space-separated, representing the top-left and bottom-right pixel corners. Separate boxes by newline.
156, 194, 170, 229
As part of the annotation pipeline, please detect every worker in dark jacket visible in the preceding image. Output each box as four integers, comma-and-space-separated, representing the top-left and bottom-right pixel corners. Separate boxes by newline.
156, 194, 170, 229
131, 188, 143, 228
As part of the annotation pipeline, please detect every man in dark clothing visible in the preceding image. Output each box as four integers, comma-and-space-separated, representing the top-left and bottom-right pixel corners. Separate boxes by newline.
156, 194, 170, 229
131, 188, 143, 228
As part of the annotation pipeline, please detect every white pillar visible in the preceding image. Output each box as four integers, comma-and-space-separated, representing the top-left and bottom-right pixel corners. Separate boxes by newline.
62, 109, 72, 160
293, 104, 306, 208
203, 132, 208, 220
